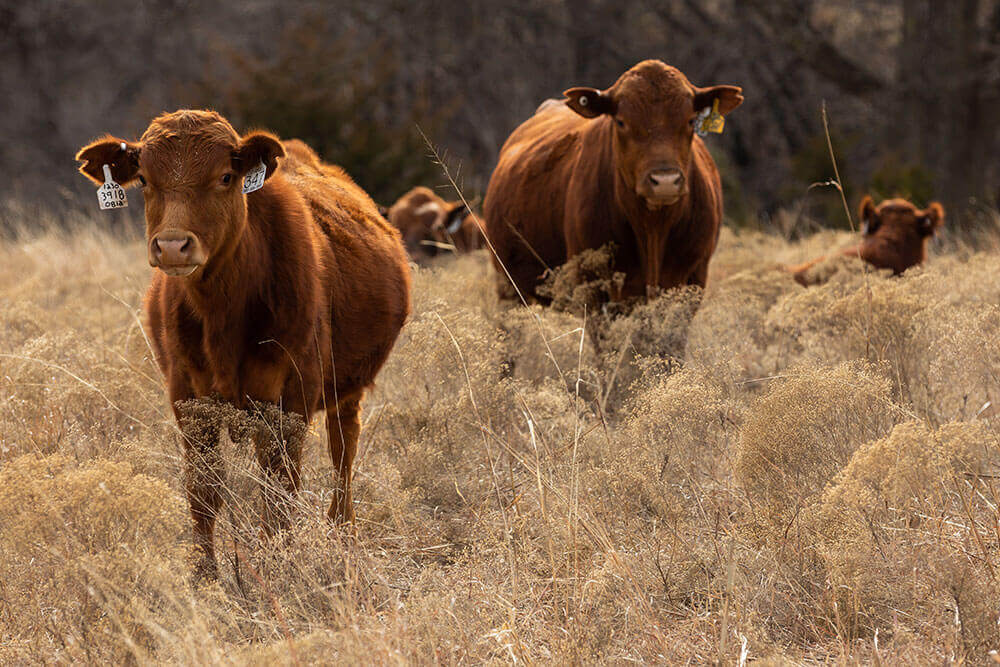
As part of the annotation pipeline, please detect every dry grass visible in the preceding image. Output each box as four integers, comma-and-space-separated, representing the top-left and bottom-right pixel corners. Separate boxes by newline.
3, 219, 1000, 664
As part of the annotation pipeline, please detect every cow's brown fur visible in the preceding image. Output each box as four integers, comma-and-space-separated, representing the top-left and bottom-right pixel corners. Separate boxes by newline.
483, 59, 742, 300
789, 196, 944, 286
76, 111, 410, 577
386, 186, 481, 261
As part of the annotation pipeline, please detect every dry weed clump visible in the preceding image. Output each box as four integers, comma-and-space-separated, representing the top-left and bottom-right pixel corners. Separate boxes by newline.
594, 365, 734, 527
735, 361, 900, 543
537, 244, 625, 312
532, 243, 703, 407
686, 264, 800, 379
0, 454, 191, 664
731, 362, 902, 648
584, 365, 739, 613
808, 420, 1000, 658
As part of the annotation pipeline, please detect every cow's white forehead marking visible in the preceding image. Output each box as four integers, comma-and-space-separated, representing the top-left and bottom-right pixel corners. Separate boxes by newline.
413, 201, 443, 217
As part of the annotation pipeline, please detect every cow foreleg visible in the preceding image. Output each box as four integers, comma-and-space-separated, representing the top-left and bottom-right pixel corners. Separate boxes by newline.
326, 391, 363, 523
175, 396, 226, 580
685, 259, 710, 288
248, 400, 306, 537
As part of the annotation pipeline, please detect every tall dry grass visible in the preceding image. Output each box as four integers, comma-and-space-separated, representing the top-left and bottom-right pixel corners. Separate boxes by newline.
2, 218, 1000, 663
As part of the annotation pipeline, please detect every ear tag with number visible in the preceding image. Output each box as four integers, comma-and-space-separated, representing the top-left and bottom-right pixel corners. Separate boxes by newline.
696, 98, 725, 137
97, 164, 128, 210
242, 161, 266, 194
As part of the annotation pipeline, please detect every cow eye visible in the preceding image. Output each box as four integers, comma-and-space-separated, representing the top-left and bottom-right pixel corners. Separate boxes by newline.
221, 173, 233, 186
615, 118, 625, 129
137, 174, 147, 187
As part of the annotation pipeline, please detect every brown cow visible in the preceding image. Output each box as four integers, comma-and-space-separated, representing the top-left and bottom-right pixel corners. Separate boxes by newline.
76, 110, 410, 577
483, 59, 742, 301
789, 196, 944, 286
386, 186, 482, 261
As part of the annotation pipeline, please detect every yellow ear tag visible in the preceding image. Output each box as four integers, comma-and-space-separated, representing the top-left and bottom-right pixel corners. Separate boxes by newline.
698, 98, 725, 135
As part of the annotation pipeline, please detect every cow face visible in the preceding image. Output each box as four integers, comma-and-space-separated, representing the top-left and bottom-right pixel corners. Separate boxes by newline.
77, 110, 284, 277
860, 195, 945, 241
564, 60, 742, 209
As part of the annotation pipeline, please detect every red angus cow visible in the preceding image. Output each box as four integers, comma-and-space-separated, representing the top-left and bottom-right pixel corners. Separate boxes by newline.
789, 196, 945, 286
386, 186, 481, 262
76, 110, 410, 576
483, 59, 743, 300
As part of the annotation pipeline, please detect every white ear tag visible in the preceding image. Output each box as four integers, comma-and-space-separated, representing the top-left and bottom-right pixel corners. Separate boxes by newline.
694, 106, 712, 137
242, 161, 267, 194
446, 214, 465, 236
97, 164, 128, 210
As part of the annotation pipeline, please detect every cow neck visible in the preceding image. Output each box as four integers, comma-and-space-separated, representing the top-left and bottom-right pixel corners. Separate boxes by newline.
181, 184, 285, 320
611, 155, 693, 290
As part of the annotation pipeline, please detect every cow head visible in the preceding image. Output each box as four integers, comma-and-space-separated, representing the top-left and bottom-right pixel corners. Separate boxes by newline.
564, 60, 742, 209
76, 110, 284, 277
387, 186, 468, 259
860, 195, 945, 239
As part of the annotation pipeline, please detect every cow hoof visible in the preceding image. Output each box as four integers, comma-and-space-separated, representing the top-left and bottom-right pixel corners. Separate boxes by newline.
327, 499, 356, 526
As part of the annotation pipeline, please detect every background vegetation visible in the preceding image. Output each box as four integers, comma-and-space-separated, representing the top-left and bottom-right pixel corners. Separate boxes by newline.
3, 1, 1000, 228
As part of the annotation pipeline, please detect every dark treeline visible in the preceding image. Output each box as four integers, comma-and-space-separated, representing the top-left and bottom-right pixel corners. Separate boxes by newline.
3, 0, 999, 232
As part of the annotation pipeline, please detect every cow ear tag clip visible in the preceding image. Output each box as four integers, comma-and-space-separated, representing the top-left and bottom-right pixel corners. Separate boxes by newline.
97, 163, 128, 210
695, 98, 725, 137
243, 161, 267, 194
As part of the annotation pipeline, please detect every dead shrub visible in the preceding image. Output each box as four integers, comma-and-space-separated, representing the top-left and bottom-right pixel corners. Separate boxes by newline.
808, 420, 1000, 657
735, 361, 901, 543
0, 454, 190, 663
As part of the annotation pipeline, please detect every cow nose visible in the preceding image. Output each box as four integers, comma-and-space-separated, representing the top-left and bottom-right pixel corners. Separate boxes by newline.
150, 232, 198, 267
647, 168, 684, 190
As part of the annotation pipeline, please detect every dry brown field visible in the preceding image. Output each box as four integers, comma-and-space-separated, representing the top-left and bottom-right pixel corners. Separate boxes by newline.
3, 215, 1000, 664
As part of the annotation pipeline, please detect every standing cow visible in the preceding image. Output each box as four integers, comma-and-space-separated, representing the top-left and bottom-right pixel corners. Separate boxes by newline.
76, 110, 410, 577
484, 59, 743, 301
788, 196, 945, 286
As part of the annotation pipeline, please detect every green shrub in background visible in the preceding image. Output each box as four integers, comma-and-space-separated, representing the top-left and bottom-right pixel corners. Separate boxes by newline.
869, 153, 936, 207
783, 129, 861, 232
709, 144, 755, 227
203, 20, 454, 207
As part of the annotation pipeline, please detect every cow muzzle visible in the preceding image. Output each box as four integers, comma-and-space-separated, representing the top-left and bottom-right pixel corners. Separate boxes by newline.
149, 230, 207, 276
639, 167, 686, 207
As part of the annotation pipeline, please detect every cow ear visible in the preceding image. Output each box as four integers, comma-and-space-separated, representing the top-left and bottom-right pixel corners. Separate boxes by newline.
564, 87, 615, 118
920, 202, 945, 235
234, 132, 285, 180
859, 195, 879, 234
75, 136, 141, 186
443, 201, 469, 234
693, 85, 743, 116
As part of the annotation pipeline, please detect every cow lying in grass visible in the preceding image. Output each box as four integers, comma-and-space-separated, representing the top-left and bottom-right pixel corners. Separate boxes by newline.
77, 110, 411, 577
789, 196, 944, 286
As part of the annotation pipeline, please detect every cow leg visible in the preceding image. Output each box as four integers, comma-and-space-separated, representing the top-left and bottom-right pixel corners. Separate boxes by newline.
685, 259, 710, 288
250, 400, 306, 537
186, 445, 223, 580
326, 391, 363, 523
175, 395, 226, 581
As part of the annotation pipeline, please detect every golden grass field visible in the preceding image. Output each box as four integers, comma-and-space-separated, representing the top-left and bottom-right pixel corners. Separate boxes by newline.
3, 215, 1000, 664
